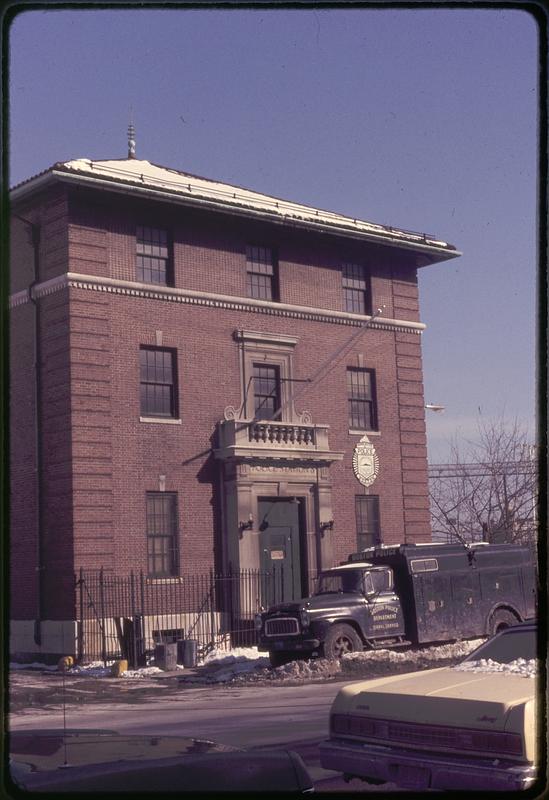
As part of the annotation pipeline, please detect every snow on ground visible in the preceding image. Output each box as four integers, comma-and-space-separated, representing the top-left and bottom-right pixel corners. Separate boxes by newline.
71, 663, 166, 679
197, 639, 489, 685
200, 647, 270, 682
202, 646, 267, 666
339, 639, 485, 677
10, 639, 492, 686
454, 658, 538, 677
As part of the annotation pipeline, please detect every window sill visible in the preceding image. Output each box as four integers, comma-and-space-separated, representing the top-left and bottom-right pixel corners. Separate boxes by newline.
146, 576, 182, 584
140, 416, 182, 425
349, 429, 380, 436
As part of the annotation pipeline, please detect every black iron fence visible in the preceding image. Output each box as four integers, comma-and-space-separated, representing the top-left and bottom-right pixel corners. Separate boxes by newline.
75, 568, 289, 667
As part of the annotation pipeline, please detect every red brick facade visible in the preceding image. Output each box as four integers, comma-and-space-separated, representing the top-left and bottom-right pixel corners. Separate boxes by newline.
10, 161, 458, 656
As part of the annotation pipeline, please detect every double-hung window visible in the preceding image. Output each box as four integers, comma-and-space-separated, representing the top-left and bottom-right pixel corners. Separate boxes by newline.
347, 367, 377, 430
342, 263, 370, 315
253, 363, 281, 420
136, 226, 171, 285
246, 245, 278, 301
356, 495, 381, 550
146, 492, 179, 577
140, 347, 178, 418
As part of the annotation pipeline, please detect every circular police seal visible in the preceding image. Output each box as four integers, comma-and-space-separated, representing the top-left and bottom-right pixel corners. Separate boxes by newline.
352, 435, 379, 487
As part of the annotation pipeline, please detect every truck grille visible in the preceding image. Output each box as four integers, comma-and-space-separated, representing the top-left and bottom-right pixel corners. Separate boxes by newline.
264, 617, 300, 636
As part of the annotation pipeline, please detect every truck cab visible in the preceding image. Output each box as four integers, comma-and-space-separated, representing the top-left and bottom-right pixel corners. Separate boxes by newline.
314, 563, 405, 642
256, 561, 406, 665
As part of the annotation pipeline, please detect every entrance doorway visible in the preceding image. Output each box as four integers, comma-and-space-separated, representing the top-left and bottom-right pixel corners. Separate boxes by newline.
258, 498, 304, 605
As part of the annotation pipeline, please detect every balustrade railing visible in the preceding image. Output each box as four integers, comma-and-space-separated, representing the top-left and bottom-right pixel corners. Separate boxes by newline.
248, 421, 316, 446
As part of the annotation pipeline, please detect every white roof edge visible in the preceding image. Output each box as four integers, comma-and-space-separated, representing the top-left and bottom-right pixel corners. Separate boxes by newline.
10, 159, 461, 261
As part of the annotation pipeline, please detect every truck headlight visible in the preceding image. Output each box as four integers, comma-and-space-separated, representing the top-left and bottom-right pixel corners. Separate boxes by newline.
254, 613, 263, 631
299, 610, 310, 628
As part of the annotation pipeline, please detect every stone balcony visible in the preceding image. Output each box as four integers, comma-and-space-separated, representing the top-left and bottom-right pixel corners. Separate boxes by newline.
214, 418, 344, 466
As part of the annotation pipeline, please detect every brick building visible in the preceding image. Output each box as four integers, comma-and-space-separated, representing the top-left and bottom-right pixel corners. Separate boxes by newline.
9, 155, 459, 660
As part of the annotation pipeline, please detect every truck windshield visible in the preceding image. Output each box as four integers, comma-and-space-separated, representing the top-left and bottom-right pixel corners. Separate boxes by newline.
315, 570, 363, 595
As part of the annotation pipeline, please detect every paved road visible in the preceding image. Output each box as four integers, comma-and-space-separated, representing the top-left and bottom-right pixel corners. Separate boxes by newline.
10, 681, 399, 791
11, 683, 334, 746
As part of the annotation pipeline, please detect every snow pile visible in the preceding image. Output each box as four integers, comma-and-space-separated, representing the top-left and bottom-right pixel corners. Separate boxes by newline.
191, 648, 270, 684
228, 657, 342, 685
454, 658, 538, 678
68, 661, 113, 678
179, 651, 342, 685
119, 666, 165, 678
206, 660, 268, 683
272, 658, 341, 681
202, 646, 267, 667
340, 639, 484, 676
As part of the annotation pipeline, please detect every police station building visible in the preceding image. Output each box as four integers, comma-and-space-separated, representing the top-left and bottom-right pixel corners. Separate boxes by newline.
9, 149, 460, 660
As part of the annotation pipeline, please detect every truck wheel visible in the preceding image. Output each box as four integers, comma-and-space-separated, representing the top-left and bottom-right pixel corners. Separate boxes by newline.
269, 651, 295, 668
489, 609, 517, 636
324, 624, 362, 660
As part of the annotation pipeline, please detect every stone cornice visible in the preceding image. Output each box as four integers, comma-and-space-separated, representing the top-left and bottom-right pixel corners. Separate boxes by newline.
213, 446, 345, 466
9, 272, 426, 334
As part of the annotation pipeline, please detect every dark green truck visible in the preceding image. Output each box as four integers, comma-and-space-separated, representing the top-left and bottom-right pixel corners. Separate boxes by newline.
255, 542, 537, 667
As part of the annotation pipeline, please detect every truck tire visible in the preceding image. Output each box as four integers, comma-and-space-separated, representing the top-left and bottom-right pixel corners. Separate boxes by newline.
269, 650, 295, 668
489, 609, 518, 636
324, 624, 362, 660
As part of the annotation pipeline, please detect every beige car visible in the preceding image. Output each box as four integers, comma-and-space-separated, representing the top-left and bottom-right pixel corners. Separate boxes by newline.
320, 623, 539, 791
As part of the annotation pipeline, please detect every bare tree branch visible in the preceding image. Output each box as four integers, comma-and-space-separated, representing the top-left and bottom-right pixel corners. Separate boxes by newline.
429, 417, 537, 548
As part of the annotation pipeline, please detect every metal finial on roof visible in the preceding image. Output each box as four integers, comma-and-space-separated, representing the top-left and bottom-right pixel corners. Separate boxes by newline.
127, 122, 136, 159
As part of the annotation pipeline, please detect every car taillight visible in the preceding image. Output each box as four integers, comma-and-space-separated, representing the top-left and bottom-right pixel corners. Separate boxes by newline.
331, 714, 375, 737
466, 731, 523, 755
332, 714, 349, 734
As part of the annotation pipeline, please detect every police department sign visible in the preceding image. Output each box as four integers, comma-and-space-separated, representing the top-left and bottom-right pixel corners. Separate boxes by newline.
352, 435, 379, 487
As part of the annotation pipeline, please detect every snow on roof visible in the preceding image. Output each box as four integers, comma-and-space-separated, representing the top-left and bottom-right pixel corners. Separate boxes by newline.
11, 158, 460, 261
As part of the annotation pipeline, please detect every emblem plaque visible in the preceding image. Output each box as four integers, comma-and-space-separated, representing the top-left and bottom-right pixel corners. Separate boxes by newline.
352, 435, 379, 487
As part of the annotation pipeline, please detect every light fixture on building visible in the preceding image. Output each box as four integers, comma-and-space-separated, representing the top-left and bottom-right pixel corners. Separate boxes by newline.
320, 519, 334, 536
239, 514, 254, 533
425, 403, 445, 413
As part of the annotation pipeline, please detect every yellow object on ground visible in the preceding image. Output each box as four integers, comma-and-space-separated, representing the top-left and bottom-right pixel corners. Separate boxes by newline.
111, 660, 128, 677
57, 656, 74, 671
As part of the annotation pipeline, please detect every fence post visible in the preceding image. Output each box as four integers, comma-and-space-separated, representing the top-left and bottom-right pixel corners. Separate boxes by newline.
139, 571, 146, 665
130, 571, 137, 669
77, 567, 84, 663
209, 569, 216, 651
228, 562, 235, 644
99, 567, 107, 668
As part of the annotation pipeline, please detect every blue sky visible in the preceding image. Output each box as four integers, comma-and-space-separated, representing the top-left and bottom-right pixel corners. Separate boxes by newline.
8, 8, 538, 462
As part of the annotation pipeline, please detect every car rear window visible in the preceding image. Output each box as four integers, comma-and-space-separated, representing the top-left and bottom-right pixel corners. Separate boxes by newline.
463, 628, 537, 664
